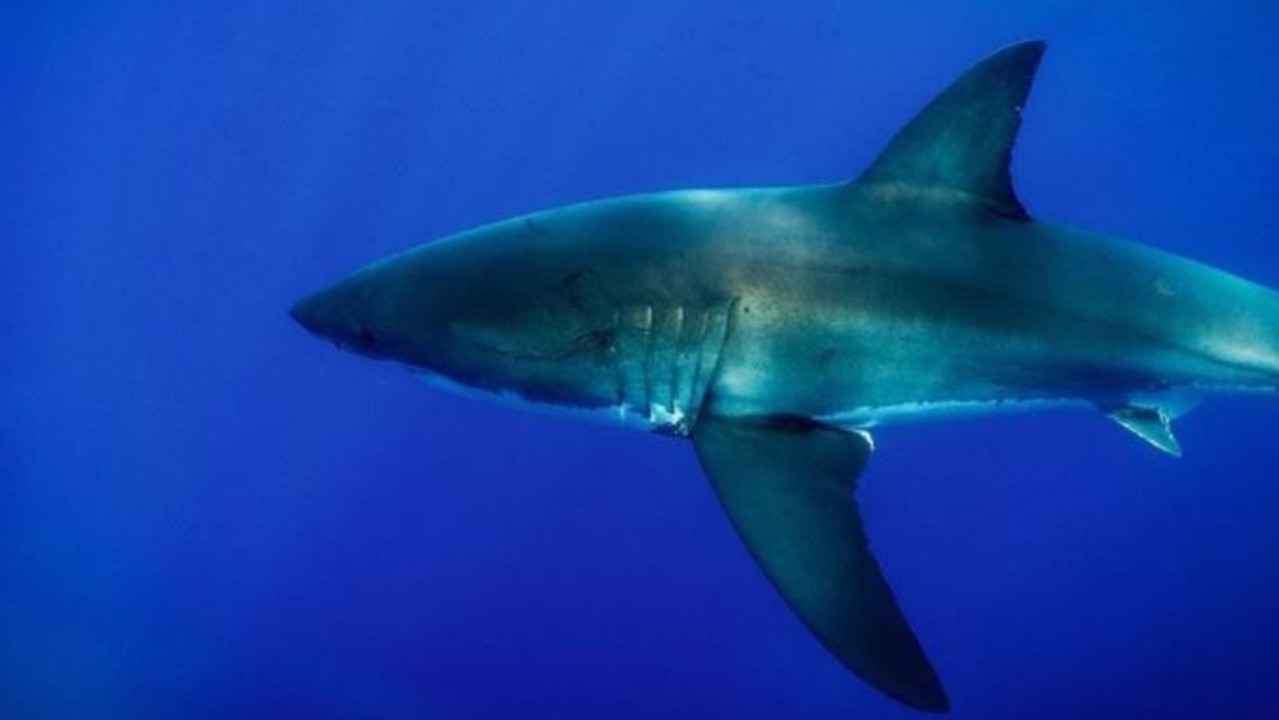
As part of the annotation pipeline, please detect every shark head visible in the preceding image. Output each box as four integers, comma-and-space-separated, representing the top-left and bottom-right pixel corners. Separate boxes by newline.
291, 193, 743, 433
291, 211, 641, 416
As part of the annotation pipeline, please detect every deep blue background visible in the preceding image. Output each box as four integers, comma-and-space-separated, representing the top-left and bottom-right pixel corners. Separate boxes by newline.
8, 2, 1279, 718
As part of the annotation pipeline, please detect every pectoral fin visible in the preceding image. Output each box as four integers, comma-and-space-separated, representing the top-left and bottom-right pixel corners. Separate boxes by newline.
1106, 405, 1182, 457
691, 414, 948, 712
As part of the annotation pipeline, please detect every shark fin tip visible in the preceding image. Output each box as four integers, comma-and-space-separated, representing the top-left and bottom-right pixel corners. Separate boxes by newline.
1105, 405, 1183, 457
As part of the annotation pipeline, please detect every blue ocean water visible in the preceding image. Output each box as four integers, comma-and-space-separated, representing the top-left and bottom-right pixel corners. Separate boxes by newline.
7, 1, 1279, 718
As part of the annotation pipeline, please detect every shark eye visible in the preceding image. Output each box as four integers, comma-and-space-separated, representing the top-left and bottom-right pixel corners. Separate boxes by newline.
575, 329, 612, 351
357, 327, 379, 347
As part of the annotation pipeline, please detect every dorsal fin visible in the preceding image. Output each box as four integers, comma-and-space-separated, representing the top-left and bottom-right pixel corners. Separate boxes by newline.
857, 40, 1046, 219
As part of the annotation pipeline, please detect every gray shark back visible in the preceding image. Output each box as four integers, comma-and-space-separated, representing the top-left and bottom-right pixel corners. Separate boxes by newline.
695, 183, 1279, 424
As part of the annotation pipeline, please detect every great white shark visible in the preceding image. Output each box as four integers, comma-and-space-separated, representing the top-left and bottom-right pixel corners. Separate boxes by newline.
290, 41, 1279, 712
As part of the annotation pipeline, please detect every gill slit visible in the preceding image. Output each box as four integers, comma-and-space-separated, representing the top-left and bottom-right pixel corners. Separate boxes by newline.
611, 298, 737, 435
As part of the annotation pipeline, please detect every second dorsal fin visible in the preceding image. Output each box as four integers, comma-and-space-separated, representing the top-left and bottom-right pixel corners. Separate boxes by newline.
857, 41, 1046, 219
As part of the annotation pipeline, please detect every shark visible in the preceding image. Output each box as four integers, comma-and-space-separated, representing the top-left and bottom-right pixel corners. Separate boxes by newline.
290, 41, 1279, 712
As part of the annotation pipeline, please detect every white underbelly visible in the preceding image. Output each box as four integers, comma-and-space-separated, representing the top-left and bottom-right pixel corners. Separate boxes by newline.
817, 397, 1089, 429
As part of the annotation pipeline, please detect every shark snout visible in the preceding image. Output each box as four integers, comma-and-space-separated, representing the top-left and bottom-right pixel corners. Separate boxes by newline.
289, 283, 362, 345
289, 280, 394, 360
289, 292, 330, 337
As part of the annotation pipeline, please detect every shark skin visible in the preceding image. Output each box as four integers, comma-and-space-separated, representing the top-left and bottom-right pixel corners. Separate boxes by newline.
291, 42, 1279, 712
